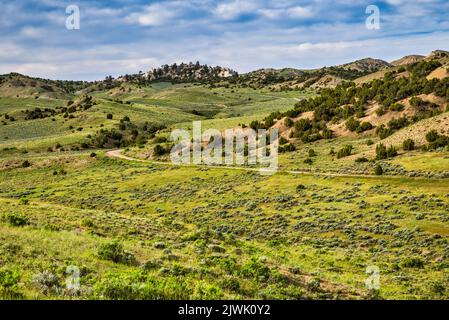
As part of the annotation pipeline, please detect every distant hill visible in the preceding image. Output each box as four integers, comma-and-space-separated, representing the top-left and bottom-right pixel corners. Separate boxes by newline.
391, 55, 425, 66
429, 50, 449, 59
256, 50, 449, 149
118, 62, 238, 83
0, 73, 91, 99
339, 58, 390, 72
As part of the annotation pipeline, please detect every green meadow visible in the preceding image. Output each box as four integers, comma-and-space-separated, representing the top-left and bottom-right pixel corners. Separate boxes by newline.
0, 81, 448, 300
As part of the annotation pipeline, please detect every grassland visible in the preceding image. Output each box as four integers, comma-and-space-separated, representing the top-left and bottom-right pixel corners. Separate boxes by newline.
1, 152, 448, 299
0, 80, 448, 300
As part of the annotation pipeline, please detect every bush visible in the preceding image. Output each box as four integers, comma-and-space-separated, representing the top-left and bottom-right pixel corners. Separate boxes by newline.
279, 137, 288, 145
401, 257, 424, 268
153, 145, 168, 156
355, 157, 369, 163
98, 241, 137, 265
336, 145, 353, 159
280, 143, 295, 153
374, 164, 383, 176
303, 158, 313, 165
94, 272, 192, 300
0, 269, 21, 299
3, 213, 29, 227
21, 160, 31, 168
426, 130, 439, 143
357, 122, 373, 133
240, 257, 271, 281
322, 128, 333, 139
31, 270, 61, 295
192, 281, 224, 300
403, 139, 415, 151
284, 117, 293, 127
376, 125, 393, 139
389, 103, 405, 112
376, 143, 397, 160
345, 117, 360, 132
106, 113, 113, 120
308, 149, 317, 157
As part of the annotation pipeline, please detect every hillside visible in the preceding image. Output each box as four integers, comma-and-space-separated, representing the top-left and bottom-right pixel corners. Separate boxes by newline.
244, 51, 449, 174
391, 55, 425, 66
118, 62, 238, 83
0, 73, 70, 99
1, 49, 449, 301
339, 58, 390, 72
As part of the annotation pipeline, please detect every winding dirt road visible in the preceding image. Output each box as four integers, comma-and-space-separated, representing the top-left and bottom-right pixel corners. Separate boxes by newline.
105, 149, 408, 180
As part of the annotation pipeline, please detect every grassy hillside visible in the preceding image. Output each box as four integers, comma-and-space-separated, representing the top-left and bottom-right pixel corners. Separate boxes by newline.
0, 53, 448, 300
1, 153, 449, 299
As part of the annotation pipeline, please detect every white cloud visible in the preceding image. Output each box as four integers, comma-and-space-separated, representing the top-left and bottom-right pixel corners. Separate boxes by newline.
214, 0, 257, 20
20, 27, 43, 38
127, 3, 179, 26
286, 6, 313, 19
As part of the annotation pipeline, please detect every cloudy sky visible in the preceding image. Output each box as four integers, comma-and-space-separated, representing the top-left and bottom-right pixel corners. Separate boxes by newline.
1, 0, 449, 80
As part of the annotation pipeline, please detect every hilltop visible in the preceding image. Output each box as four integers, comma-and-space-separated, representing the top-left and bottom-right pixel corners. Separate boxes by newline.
118, 62, 237, 83
339, 58, 390, 72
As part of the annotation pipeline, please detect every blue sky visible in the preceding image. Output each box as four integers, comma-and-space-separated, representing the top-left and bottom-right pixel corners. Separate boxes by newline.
1, 0, 449, 80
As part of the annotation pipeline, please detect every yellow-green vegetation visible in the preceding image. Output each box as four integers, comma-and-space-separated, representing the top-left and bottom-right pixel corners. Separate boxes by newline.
1, 64, 449, 301
0, 153, 448, 299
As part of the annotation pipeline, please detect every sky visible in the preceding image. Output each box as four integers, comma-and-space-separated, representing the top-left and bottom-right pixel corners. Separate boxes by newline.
1, 0, 449, 80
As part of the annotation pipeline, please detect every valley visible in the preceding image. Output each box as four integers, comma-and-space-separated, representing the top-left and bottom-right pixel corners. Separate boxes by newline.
0, 51, 448, 300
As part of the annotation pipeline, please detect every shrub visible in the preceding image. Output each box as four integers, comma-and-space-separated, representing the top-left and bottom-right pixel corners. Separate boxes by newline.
192, 281, 224, 300
21, 160, 31, 168
303, 158, 313, 165
284, 117, 293, 127
336, 145, 353, 159
0, 269, 21, 299
375, 107, 386, 116
374, 164, 383, 176
31, 270, 61, 295
357, 122, 373, 133
376, 125, 393, 139
153, 136, 168, 144
280, 143, 295, 153
94, 273, 191, 300
106, 113, 113, 120
401, 257, 424, 268
355, 157, 369, 163
376, 143, 397, 160
403, 139, 415, 151
389, 103, 405, 112
322, 128, 333, 139
153, 145, 168, 156
3, 213, 29, 227
98, 241, 137, 265
426, 130, 439, 143
345, 117, 360, 132
279, 137, 288, 145
308, 149, 317, 157
240, 257, 271, 281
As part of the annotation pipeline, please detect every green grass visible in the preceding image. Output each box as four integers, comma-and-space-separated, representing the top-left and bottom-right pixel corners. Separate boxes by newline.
1, 81, 448, 300
0, 153, 448, 299
391, 152, 449, 172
